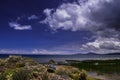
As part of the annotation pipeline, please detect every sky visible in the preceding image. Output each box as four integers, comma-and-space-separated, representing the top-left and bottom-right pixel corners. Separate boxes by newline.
0, 0, 120, 54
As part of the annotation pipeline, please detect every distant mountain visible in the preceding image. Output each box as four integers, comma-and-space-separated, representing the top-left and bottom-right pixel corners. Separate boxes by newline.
73, 52, 120, 55
72, 52, 98, 56
0, 52, 120, 57
86, 52, 98, 55
105, 53, 120, 55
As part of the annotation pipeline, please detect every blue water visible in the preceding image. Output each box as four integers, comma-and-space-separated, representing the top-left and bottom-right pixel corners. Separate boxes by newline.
32, 54, 120, 63
0, 54, 120, 63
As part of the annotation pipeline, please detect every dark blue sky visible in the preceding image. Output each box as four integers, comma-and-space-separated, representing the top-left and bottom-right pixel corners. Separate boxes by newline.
0, 0, 120, 54
0, 0, 91, 54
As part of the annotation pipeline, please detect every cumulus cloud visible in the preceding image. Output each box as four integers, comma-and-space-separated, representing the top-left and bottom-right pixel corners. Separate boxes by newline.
42, 0, 120, 33
81, 37, 120, 54
42, 0, 120, 53
82, 37, 120, 50
9, 22, 32, 30
42, 0, 114, 31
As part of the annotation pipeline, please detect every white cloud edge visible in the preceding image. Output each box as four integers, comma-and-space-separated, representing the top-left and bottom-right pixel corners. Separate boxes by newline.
28, 15, 39, 20
9, 22, 32, 30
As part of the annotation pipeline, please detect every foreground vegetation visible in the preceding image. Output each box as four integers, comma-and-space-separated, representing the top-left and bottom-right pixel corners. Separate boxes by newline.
67, 59, 120, 74
0, 56, 102, 80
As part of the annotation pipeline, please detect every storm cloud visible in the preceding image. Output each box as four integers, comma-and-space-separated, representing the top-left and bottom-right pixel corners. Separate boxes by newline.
42, 0, 120, 31
42, 0, 120, 53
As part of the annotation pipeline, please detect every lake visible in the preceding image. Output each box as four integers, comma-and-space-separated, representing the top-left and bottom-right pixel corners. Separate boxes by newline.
32, 54, 120, 63
0, 54, 120, 63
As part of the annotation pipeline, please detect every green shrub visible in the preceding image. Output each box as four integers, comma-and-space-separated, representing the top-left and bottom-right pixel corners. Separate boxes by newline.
4, 69, 14, 80
49, 59, 56, 64
16, 62, 25, 68
0, 73, 7, 80
33, 72, 39, 78
56, 69, 66, 75
40, 72, 49, 80
69, 73, 80, 80
79, 70, 87, 80
47, 68, 55, 73
12, 69, 31, 80
8, 56, 22, 63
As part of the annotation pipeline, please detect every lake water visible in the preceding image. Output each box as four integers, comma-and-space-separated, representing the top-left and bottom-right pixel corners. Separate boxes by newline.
0, 54, 120, 63
32, 54, 120, 63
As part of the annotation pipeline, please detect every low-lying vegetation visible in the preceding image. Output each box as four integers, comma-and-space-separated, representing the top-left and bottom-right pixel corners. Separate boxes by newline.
0, 56, 102, 80
67, 59, 120, 74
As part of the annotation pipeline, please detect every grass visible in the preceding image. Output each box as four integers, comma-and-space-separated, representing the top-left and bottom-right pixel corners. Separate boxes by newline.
67, 59, 120, 74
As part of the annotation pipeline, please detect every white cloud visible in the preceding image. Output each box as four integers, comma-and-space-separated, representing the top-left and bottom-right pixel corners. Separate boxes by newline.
41, 0, 120, 54
0, 49, 29, 54
28, 15, 38, 20
82, 37, 120, 54
32, 49, 73, 55
0, 49, 76, 55
42, 0, 113, 31
9, 22, 32, 30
